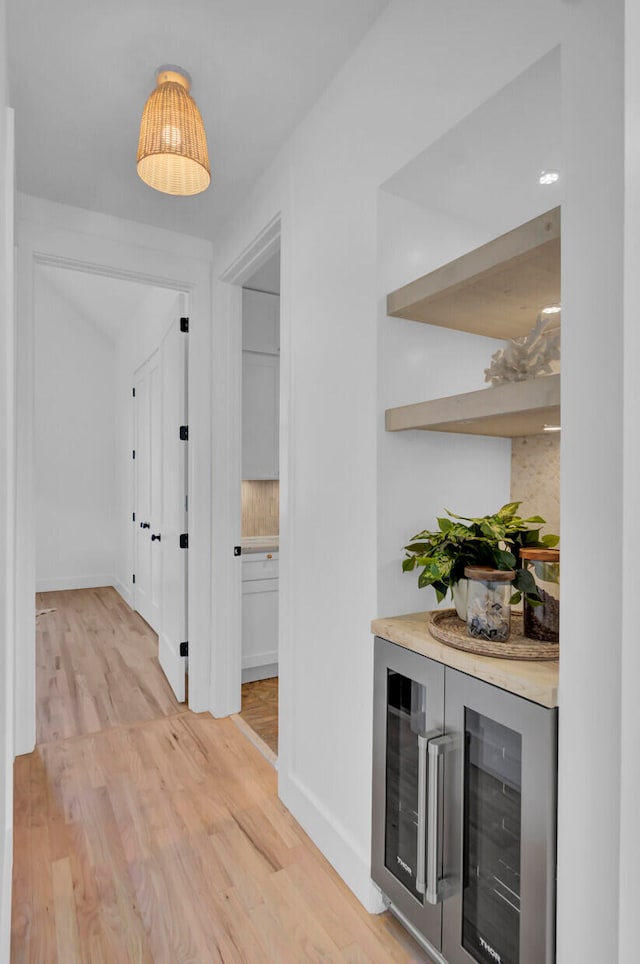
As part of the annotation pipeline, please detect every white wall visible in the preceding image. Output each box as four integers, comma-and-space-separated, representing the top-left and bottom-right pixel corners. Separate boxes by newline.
212, 0, 568, 914
210, 1, 631, 958
113, 286, 181, 604
620, 6, 640, 957
34, 272, 117, 591
0, 0, 14, 953
558, 3, 624, 960
377, 192, 511, 617
33, 269, 181, 607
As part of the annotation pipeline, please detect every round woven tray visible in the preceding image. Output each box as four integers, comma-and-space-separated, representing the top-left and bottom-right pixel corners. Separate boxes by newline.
428, 609, 559, 660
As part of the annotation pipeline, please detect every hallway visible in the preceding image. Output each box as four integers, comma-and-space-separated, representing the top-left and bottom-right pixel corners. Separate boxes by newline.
12, 588, 431, 962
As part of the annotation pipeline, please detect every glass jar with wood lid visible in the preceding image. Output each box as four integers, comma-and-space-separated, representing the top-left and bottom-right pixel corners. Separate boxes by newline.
519, 548, 560, 642
464, 565, 515, 642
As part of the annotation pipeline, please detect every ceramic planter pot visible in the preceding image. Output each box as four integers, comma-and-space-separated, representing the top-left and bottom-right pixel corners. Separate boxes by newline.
451, 579, 468, 620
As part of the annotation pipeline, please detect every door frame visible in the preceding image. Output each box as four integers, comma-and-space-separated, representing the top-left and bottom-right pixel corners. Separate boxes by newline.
213, 214, 286, 722
132, 344, 163, 632
14, 208, 212, 755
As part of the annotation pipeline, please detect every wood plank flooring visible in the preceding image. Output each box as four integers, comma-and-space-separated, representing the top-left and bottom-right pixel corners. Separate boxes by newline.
239, 678, 279, 755
13, 587, 433, 962
35, 587, 185, 744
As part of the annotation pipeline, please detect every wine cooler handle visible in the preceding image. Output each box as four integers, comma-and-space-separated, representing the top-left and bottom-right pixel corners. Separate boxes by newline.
415, 733, 429, 894
426, 734, 454, 905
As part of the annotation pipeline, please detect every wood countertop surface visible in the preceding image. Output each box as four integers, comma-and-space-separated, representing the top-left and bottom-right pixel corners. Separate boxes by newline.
371, 611, 559, 708
241, 536, 279, 554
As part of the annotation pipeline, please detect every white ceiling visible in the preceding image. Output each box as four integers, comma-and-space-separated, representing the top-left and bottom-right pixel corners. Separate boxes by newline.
38, 264, 173, 342
8, 0, 388, 241
382, 48, 562, 237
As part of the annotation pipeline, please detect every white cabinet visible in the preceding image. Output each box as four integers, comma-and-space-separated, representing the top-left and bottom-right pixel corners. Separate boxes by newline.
242, 552, 278, 682
242, 289, 280, 354
242, 288, 280, 480
242, 351, 279, 479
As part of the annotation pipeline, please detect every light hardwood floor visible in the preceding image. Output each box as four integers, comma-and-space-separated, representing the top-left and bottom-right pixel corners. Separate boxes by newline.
239, 678, 279, 755
13, 587, 433, 962
35, 587, 186, 743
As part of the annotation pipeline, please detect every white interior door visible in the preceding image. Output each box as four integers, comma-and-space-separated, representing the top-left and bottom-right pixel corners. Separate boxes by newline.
134, 349, 163, 631
158, 307, 188, 701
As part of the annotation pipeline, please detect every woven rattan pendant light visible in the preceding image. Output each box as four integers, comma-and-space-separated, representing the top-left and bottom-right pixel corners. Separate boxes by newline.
137, 66, 210, 196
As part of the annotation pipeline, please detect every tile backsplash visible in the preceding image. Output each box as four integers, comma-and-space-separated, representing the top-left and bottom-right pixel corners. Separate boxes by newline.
510, 434, 560, 538
242, 480, 279, 536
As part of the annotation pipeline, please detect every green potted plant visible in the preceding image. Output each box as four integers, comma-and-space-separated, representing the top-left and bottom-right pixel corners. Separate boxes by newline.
402, 501, 559, 617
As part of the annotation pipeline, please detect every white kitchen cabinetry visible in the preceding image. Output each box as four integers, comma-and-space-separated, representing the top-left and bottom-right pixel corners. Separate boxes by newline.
242, 288, 280, 480
241, 552, 278, 682
242, 289, 280, 354
242, 352, 279, 480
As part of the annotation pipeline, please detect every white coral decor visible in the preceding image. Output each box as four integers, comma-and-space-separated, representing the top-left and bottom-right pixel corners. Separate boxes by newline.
484, 314, 560, 387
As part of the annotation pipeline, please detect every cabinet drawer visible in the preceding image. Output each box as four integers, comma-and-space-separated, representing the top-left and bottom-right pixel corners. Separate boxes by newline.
241, 552, 279, 581
242, 577, 279, 600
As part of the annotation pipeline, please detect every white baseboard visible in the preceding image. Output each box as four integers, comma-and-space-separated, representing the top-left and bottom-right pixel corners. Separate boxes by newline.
242, 651, 278, 669
242, 662, 278, 683
0, 824, 12, 964
36, 574, 114, 593
113, 580, 133, 607
279, 769, 385, 914
158, 633, 186, 702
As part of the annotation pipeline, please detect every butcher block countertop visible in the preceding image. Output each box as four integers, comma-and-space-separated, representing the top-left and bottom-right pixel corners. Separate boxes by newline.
371, 611, 559, 708
241, 536, 279, 554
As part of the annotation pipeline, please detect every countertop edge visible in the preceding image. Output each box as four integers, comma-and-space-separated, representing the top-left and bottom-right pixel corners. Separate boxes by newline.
240, 536, 279, 554
372, 611, 559, 709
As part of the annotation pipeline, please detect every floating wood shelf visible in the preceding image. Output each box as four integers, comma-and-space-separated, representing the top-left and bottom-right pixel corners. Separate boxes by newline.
386, 207, 561, 340
385, 373, 560, 438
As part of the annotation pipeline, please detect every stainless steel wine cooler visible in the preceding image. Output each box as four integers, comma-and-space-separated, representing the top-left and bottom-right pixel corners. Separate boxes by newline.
372, 636, 557, 964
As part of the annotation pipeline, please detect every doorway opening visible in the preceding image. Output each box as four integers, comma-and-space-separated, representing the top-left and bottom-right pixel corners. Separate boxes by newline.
237, 247, 281, 758
33, 262, 189, 741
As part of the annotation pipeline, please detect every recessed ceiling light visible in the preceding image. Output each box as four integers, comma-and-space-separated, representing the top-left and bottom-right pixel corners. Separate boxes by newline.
541, 304, 561, 314
543, 424, 562, 432
539, 170, 560, 185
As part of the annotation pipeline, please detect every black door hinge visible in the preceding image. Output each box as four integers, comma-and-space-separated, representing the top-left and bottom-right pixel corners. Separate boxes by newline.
179, 641, 188, 658
132, 512, 136, 523
132, 574, 136, 584
179, 533, 189, 549
234, 546, 242, 556
180, 317, 189, 333
132, 449, 136, 460
132, 387, 136, 397
179, 425, 189, 441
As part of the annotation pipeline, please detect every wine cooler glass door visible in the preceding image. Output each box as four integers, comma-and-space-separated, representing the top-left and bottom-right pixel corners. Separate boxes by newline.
372, 637, 445, 949
385, 668, 428, 898
462, 709, 522, 964
442, 668, 557, 964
